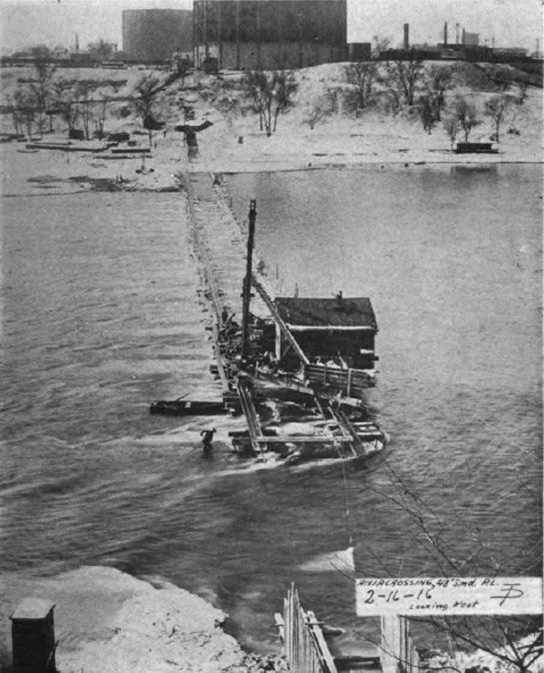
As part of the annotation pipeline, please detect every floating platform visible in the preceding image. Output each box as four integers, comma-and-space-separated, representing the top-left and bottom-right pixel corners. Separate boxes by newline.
111, 147, 153, 154
149, 399, 226, 416
25, 142, 107, 153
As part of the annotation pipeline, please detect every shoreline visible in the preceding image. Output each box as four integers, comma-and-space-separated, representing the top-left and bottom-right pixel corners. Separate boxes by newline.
2, 139, 542, 199
0, 565, 286, 673
1, 61, 542, 195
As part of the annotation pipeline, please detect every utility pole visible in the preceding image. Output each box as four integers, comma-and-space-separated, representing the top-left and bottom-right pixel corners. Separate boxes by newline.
241, 200, 257, 360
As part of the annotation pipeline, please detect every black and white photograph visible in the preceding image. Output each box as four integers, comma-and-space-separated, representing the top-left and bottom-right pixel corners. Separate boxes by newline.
0, 1, 542, 671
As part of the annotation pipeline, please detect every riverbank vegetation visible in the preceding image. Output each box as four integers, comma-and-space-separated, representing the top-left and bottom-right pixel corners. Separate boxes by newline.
1, 57, 540, 156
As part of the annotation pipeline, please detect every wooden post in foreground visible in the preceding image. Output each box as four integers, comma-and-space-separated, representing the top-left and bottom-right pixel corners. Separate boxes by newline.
11, 598, 56, 673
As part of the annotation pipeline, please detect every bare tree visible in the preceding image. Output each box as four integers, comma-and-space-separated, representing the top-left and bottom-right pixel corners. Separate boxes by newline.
29, 46, 56, 132
359, 457, 543, 673
6, 95, 24, 136
373, 35, 391, 58
356, 460, 543, 673
302, 95, 333, 130
243, 70, 268, 132
419, 95, 437, 134
516, 82, 530, 105
88, 39, 115, 63
384, 51, 424, 106
443, 113, 460, 150
485, 94, 511, 142
243, 70, 298, 136
134, 73, 163, 146
79, 98, 93, 140
454, 96, 481, 142
13, 87, 37, 139
94, 96, 108, 139
271, 70, 297, 132
344, 62, 377, 112
54, 82, 81, 136
423, 65, 454, 121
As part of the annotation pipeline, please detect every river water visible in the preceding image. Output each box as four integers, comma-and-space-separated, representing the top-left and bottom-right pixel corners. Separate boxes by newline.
1, 165, 542, 655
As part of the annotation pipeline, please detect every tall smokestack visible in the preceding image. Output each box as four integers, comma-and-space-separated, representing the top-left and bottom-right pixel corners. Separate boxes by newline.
444, 22, 448, 46
462, 28, 466, 46
403, 23, 409, 50
455, 23, 460, 44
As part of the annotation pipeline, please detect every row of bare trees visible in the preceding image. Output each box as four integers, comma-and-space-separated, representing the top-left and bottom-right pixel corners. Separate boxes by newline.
7, 57, 110, 141
54, 81, 109, 139
7, 54, 169, 144
6, 42, 128, 140
297, 55, 528, 148
8, 53, 57, 138
441, 93, 515, 147
9, 81, 109, 141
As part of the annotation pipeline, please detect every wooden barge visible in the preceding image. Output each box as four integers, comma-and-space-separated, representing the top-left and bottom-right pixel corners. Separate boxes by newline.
150, 197, 387, 465
149, 399, 227, 416
455, 141, 498, 154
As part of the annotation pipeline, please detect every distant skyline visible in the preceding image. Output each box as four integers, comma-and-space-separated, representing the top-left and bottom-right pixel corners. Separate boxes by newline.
349, 0, 543, 51
0, 0, 541, 54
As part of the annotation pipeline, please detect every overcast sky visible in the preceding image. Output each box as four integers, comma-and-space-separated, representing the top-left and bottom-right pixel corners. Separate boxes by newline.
0, 0, 541, 53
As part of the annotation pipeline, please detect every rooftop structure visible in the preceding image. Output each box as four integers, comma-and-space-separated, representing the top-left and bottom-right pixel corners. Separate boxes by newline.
11, 599, 56, 673
275, 296, 377, 329
274, 296, 378, 370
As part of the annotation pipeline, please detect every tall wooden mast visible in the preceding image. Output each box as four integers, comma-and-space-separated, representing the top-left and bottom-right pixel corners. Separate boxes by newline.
241, 200, 257, 360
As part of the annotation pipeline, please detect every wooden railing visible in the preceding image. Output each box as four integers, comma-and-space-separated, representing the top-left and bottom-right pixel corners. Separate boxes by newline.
278, 588, 421, 673
276, 585, 338, 673
381, 616, 419, 673
303, 363, 376, 394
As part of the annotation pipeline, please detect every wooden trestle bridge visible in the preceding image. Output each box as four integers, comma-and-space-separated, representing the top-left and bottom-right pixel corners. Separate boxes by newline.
150, 171, 386, 464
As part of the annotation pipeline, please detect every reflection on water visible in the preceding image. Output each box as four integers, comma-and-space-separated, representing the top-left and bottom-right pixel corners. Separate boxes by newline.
1, 167, 542, 653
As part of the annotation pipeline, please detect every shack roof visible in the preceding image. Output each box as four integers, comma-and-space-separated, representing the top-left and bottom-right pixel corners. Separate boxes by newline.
274, 297, 377, 330
11, 598, 55, 620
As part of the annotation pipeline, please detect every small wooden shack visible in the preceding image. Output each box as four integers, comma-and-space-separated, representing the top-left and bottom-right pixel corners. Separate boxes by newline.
273, 296, 378, 370
11, 598, 56, 673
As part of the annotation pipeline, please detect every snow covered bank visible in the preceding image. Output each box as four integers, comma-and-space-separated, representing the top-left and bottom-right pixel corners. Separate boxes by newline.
1, 62, 542, 197
1, 566, 285, 673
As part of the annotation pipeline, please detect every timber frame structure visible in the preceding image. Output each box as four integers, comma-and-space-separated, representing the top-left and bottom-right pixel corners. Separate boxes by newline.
150, 178, 387, 465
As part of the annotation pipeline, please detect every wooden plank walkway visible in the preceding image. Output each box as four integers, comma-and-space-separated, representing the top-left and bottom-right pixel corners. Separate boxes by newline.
185, 173, 229, 324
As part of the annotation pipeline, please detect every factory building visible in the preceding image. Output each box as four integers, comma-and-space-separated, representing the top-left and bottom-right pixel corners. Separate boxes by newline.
462, 29, 480, 47
122, 9, 193, 63
193, 0, 347, 70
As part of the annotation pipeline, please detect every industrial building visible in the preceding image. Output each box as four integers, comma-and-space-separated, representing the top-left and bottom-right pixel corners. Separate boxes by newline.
193, 0, 347, 70
122, 9, 193, 63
